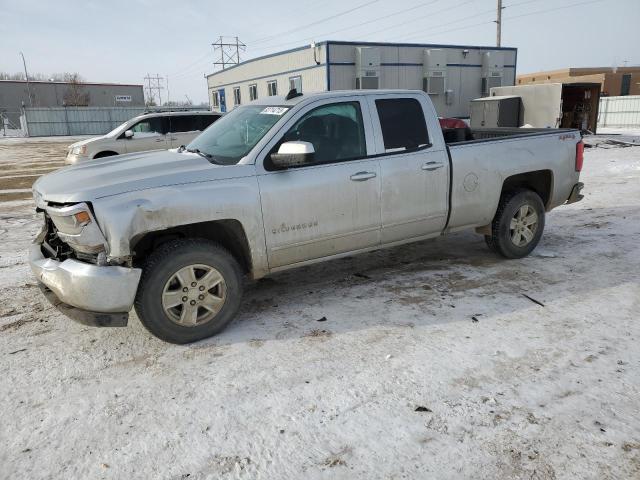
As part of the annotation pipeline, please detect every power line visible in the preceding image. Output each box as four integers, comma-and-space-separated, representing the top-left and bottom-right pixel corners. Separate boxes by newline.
389, 0, 539, 43
503, 0, 605, 22
212, 36, 246, 70
422, 0, 607, 39
252, 0, 440, 51
168, 51, 212, 77
250, 0, 380, 45
496, 0, 504, 47
247, 0, 457, 54
143, 73, 164, 105
350, 0, 480, 41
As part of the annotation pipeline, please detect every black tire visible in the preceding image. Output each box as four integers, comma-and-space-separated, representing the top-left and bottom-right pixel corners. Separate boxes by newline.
134, 238, 243, 344
484, 189, 545, 259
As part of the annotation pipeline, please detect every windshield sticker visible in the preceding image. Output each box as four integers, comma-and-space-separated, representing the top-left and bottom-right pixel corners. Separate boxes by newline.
260, 107, 289, 115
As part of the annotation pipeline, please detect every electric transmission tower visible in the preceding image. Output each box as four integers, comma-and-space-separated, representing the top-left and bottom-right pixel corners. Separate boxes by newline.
212, 36, 246, 70
144, 73, 165, 105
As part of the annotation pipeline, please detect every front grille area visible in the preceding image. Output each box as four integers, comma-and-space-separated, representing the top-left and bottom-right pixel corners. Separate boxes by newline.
40, 213, 99, 264
41, 213, 73, 261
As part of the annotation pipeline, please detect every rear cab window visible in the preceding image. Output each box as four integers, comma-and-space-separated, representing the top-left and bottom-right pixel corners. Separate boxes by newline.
375, 98, 430, 152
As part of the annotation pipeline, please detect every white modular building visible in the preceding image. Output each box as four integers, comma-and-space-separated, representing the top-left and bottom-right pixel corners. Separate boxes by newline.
205, 40, 517, 118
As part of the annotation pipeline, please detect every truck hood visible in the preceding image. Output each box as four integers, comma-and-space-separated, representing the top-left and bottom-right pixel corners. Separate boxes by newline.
33, 150, 254, 204
68, 135, 107, 149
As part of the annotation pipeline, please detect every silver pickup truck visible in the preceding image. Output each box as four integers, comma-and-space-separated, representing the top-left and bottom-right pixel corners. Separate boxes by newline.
30, 90, 584, 343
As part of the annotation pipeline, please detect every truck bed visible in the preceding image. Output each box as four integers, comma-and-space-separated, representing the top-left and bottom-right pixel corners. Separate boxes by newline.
444, 126, 577, 144
444, 127, 582, 233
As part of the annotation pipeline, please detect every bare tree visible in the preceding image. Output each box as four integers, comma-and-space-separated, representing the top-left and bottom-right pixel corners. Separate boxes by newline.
62, 73, 90, 106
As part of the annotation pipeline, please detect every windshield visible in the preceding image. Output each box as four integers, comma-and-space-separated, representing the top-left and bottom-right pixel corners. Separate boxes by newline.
186, 105, 289, 165
105, 119, 134, 138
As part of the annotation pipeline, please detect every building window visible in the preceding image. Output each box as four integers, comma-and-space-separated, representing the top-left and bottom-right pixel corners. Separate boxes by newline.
621, 74, 631, 96
233, 87, 241, 106
289, 75, 302, 93
249, 84, 258, 101
267, 80, 278, 96
211, 91, 220, 108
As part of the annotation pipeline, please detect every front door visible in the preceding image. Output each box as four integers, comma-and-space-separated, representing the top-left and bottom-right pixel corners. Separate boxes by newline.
368, 96, 449, 244
124, 116, 168, 153
258, 100, 381, 268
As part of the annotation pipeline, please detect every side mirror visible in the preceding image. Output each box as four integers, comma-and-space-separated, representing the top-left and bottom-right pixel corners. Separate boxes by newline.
270, 141, 315, 168
124, 130, 134, 139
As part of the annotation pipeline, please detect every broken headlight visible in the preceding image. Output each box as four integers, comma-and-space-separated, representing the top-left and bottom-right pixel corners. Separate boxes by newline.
46, 203, 106, 254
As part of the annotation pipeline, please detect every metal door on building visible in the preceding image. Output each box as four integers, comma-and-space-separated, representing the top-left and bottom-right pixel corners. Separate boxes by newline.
218, 89, 227, 113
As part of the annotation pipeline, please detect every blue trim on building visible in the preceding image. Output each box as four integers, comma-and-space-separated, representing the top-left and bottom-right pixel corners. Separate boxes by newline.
325, 39, 517, 52
328, 62, 517, 69
206, 39, 517, 80
209, 63, 326, 89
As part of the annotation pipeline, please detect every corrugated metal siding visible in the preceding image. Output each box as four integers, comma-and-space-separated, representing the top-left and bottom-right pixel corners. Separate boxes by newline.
23, 107, 203, 137
328, 43, 516, 117
598, 95, 640, 128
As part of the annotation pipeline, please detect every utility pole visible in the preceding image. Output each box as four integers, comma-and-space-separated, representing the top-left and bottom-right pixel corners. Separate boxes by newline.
496, 0, 504, 47
212, 36, 246, 70
166, 74, 170, 104
19, 52, 33, 107
143, 73, 164, 106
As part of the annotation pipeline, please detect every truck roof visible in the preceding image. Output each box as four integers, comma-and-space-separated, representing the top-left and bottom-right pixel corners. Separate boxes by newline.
251, 89, 425, 107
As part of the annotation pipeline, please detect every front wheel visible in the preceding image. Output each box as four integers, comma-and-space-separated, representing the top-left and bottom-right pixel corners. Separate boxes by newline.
134, 239, 243, 344
485, 189, 545, 259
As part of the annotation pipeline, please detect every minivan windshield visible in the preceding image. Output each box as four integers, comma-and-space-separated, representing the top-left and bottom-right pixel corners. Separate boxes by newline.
104, 120, 132, 138
186, 105, 289, 165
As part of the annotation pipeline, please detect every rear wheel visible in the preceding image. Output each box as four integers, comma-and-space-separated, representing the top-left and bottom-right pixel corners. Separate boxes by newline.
134, 238, 243, 344
485, 189, 545, 259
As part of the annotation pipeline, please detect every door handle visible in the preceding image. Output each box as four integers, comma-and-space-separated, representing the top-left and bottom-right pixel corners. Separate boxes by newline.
155, 138, 165, 142
350, 171, 377, 181
170, 136, 178, 140
422, 161, 444, 171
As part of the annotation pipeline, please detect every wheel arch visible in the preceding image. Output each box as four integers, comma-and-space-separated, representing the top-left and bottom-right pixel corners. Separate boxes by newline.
501, 169, 553, 209
92, 150, 120, 159
131, 219, 253, 276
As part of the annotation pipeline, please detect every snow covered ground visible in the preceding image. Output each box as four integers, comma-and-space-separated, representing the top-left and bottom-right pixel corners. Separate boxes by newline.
0, 142, 639, 479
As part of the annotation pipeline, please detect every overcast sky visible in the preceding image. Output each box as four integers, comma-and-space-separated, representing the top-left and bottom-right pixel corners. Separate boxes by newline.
1, 0, 638, 104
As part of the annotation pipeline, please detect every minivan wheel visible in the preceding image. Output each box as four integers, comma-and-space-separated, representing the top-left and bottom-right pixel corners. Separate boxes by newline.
485, 189, 545, 259
134, 239, 243, 344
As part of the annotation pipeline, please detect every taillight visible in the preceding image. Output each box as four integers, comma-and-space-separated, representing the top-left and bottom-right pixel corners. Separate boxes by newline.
575, 141, 584, 172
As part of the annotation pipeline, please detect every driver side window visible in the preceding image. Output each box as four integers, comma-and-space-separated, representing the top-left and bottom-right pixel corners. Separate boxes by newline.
279, 101, 366, 165
131, 117, 164, 135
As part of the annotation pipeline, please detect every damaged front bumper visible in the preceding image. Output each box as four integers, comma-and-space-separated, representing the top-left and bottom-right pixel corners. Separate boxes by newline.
29, 243, 141, 327
566, 182, 584, 204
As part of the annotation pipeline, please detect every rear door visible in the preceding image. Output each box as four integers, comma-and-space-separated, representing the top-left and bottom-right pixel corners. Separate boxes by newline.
123, 116, 168, 153
367, 94, 449, 244
167, 115, 201, 148
257, 98, 381, 268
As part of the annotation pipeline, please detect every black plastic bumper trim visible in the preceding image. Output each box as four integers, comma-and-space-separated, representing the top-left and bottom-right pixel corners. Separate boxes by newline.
38, 283, 129, 327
